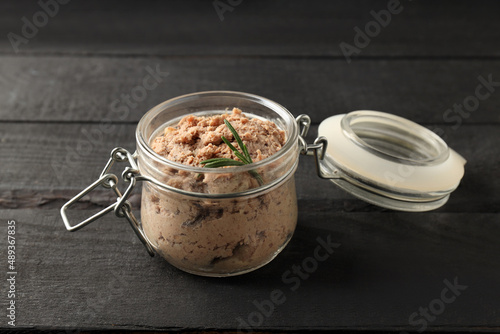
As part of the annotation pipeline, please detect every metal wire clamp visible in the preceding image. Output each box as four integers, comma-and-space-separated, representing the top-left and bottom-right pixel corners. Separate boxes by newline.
60, 147, 155, 256
296, 114, 340, 180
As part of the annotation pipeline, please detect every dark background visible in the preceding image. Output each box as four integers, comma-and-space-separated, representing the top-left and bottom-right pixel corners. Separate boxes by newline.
0, 0, 499, 332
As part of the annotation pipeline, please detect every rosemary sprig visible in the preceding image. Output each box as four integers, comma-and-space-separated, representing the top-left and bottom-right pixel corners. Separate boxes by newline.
201, 119, 264, 185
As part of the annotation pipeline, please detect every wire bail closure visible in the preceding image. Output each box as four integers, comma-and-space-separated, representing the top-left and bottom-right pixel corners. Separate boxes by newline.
60, 147, 155, 257
296, 114, 340, 180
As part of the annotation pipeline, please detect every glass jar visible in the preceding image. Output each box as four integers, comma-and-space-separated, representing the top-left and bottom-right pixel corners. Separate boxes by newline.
135, 92, 299, 276
61, 91, 465, 277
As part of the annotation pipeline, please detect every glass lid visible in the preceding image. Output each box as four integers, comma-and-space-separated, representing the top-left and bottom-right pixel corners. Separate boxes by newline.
316, 110, 466, 211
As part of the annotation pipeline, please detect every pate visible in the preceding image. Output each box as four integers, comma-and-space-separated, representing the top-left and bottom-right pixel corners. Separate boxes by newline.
141, 108, 298, 275
150, 108, 285, 168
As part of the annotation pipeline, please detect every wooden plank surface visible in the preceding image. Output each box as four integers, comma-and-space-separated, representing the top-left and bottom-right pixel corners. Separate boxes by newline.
1, 123, 498, 214
0, 0, 499, 57
2, 208, 499, 331
1, 56, 500, 124
1, 0, 499, 332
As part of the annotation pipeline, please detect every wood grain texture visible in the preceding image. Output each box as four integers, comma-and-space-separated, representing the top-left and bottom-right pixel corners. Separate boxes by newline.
0, 208, 498, 331
0, 0, 499, 57
1, 56, 500, 124
1, 0, 499, 331
1, 123, 498, 213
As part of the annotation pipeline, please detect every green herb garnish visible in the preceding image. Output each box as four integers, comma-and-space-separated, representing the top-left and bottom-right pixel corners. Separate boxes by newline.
201, 119, 264, 186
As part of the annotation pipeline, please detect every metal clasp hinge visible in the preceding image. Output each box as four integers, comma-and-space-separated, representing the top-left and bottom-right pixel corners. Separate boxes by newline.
60, 147, 155, 257
296, 114, 340, 180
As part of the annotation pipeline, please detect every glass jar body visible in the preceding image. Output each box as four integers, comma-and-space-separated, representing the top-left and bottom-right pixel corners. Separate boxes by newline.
135, 91, 300, 276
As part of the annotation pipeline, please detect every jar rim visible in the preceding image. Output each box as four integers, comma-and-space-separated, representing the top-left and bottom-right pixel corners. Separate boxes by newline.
340, 110, 450, 166
136, 90, 299, 174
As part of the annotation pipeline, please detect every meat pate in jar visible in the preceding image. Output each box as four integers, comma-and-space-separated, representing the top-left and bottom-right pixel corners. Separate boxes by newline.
140, 108, 298, 276
133, 92, 301, 276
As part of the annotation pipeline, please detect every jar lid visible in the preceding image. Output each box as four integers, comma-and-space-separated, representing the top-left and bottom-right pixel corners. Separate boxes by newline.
317, 110, 466, 211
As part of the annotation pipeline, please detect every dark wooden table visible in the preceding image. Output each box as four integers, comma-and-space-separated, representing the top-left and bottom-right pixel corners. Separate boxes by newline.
1, 0, 499, 332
